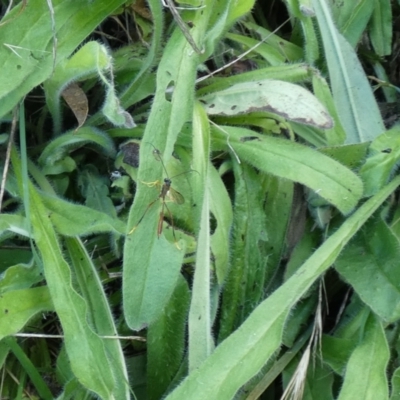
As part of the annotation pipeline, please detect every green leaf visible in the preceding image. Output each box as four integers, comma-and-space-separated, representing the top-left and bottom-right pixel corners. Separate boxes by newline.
0, 0, 127, 119
40, 192, 125, 236
200, 79, 333, 129
336, 217, 400, 323
147, 275, 190, 400
225, 33, 287, 65
312, 0, 385, 143
369, 0, 392, 56
218, 162, 268, 342
312, 72, 347, 145
64, 237, 129, 399
331, 0, 374, 47
189, 102, 214, 371
319, 142, 370, 170
29, 188, 117, 397
123, 0, 217, 329
337, 313, 389, 400
0, 259, 43, 293
209, 164, 233, 283
119, 0, 163, 111
124, 234, 185, 330
359, 127, 400, 196
213, 125, 363, 214
165, 176, 400, 400
39, 127, 116, 166
78, 165, 117, 217
390, 367, 400, 400
243, 22, 303, 62
12, 147, 119, 398
0, 287, 53, 339
262, 176, 293, 289
322, 335, 359, 376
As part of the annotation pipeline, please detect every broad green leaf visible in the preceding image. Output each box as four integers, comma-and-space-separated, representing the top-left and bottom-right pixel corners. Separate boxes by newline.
312, 0, 385, 143
65, 237, 129, 400
123, 0, 215, 329
369, 0, 392, 56
124, 233, 185, 330
225, 33, 287, 65
0, 0, 127, 119
337, 313, 389, 400
333, 296, 371, 341
0, 287, 53, 339
322, 335, 359, 376
78, 165, 117, 217
12, 147, 119, 398
331, 0, 374, 47
319, 142, 370, 170
243, 22, 303, 62
226, 0, 256, 27
200, 79, 333, 129
213, 126, 363, 214
284, 219, 319, 281
359, 127, 400, 196
336, 217, 400, 323
0, 214, 29, 238
40, 192, 125, 236
165, 174, 400, 400
0, 260, 43, 293
41, 157, 76, 176
29, 186, 117, 398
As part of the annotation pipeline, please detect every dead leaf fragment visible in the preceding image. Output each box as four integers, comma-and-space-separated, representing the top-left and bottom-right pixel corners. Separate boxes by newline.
62, 82, 88, 131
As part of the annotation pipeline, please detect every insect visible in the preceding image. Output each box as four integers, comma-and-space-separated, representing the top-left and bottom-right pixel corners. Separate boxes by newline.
129, 145, 186, 244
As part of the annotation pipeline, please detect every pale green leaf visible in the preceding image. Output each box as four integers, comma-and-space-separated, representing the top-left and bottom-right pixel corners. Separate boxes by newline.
312, 0, 385, 143
200, 79, 333, 129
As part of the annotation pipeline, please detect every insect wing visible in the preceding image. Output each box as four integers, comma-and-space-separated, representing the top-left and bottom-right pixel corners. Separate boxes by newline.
168, 187, 185, 205
152, 148, 163, 162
